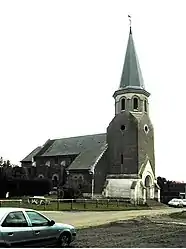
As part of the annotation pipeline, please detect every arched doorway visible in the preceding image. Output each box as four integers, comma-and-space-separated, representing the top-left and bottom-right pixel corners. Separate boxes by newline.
145, 175, 152, 199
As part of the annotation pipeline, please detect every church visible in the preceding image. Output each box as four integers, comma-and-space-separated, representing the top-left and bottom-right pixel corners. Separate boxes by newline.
21, 24, 160, 204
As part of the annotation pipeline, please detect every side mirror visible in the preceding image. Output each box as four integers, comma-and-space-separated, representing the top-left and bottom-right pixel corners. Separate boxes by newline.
48, 220, 55, 226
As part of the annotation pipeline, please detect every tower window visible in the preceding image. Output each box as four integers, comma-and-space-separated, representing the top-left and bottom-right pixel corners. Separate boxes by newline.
144, 100, 147, 112
133, 97, 138, 110
144, 125, 149, 134
121, 98, 126, 111
121, 154, 123, 165
120, 125, 126, 131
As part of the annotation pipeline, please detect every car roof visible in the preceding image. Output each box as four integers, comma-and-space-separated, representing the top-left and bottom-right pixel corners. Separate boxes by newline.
0, 207, 33, 212
0, 207, 35, 221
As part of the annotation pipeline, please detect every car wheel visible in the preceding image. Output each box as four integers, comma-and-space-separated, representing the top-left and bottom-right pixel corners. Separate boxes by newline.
58, 232, 71, 247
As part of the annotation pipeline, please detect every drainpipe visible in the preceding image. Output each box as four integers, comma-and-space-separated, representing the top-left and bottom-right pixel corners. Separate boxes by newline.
89, 170, 94, 199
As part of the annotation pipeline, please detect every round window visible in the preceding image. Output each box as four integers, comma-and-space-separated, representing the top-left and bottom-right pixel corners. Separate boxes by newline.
120, 125, 126, 131
144, 125, 149, 134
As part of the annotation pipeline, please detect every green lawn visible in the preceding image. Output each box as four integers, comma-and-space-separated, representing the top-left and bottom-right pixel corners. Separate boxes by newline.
0, 199, 150, 211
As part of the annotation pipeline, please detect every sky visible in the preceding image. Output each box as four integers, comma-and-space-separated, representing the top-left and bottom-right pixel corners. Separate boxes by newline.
0, 0, 185, 181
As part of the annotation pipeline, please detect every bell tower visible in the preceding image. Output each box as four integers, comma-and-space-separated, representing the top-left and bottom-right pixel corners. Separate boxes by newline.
106, 22, 155, 178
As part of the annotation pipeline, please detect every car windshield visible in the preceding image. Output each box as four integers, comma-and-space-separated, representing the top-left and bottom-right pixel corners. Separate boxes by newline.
172, 199, 180, 202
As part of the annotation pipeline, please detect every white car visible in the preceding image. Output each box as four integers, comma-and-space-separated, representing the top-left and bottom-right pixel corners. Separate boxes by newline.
168, 198, 183, 207
182, 199, 186, 207
28, 196, 50, 206
0, 207, 76, 247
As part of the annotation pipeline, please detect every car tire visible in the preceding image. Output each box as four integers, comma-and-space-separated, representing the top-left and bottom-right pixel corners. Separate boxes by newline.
58, 232, 71, 247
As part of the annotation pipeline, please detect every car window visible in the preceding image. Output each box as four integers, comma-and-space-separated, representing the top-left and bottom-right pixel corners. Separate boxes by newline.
2, 211, 28, 227
26, 211, 49, 227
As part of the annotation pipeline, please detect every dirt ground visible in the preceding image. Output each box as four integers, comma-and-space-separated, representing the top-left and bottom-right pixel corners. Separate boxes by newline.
71, 216, 186, 248
42, 208, 182, 228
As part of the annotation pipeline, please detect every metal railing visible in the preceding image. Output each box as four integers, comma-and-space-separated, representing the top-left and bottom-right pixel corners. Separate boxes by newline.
0, 198, 146, 211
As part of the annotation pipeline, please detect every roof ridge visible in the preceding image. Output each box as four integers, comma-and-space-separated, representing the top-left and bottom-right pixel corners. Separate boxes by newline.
54, 132, 106, 141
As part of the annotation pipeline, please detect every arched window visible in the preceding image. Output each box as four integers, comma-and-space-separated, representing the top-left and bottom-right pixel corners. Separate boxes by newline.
52, 174, 59, 187
133, 97, 138, 110
144, 99, 147, 112
121, 154, 123, 165
38, 174, 44, 179
121, 98, 126, 111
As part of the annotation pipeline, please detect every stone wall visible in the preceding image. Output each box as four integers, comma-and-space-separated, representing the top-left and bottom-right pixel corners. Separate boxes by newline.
107, 112, 138, 175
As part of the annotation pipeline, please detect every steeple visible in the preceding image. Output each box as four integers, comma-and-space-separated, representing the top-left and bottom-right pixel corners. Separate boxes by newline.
113, 18, 150, 115
119, 25, 145, 90
113, 18, 150, 99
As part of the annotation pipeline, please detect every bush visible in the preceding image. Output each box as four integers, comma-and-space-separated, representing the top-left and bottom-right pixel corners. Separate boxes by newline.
7, 179, 52, 197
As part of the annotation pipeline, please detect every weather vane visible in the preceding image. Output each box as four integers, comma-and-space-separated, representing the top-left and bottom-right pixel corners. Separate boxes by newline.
128, 15, 131, 27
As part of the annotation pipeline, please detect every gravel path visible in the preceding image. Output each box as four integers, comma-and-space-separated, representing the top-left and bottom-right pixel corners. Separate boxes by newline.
41, 208, 186, 247
71, 217, 186, 248
41, 207, 185, 228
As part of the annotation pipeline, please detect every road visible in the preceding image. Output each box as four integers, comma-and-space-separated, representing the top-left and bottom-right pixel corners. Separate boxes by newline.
41, 207, 185, 228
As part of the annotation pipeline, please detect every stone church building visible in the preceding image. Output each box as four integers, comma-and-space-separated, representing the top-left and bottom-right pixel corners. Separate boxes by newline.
21, 26, 160, 203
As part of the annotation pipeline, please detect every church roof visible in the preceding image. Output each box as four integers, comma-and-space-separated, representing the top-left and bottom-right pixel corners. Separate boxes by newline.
67, 144, 107, 170
119, 27, 145, 90
21, 146, 42, 162
39, 133, 106, 157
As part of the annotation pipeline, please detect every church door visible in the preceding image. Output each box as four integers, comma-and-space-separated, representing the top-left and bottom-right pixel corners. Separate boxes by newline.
145, 175, 152, 199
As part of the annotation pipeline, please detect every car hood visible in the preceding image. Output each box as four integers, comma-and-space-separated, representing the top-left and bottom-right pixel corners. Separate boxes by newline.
54, 223, 75, 230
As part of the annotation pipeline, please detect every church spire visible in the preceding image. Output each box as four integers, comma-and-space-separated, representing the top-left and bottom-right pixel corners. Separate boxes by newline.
119, 16, 145, 90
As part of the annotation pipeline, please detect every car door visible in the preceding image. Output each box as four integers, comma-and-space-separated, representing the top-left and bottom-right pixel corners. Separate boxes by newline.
0, 211, 34, 248
183, 199, 186, 207
25, 210, 59, 247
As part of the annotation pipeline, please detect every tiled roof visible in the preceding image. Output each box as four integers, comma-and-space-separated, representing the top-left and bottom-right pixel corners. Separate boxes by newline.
40, 133, 106, 157
67, 144, 107, 170
21, 146, 42, 162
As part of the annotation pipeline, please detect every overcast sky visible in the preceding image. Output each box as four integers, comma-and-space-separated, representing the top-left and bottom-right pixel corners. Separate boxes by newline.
0, 0, 185, 181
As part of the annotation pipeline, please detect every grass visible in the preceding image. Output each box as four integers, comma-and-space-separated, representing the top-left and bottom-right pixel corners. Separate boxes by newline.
0, 199, 150, 211
169, 211, 186, 219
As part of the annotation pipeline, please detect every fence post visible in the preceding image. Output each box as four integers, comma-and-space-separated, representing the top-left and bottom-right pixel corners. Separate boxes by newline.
96, 199, 98, 208
57, 199, 60, 211
84, 199, 86, 209
107, 199, 109, 208
71, 199, 73, 210
117, 199, 119, 207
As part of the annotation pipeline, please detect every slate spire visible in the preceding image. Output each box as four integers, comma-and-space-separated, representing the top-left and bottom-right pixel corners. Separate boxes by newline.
119, 23, 145, 90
